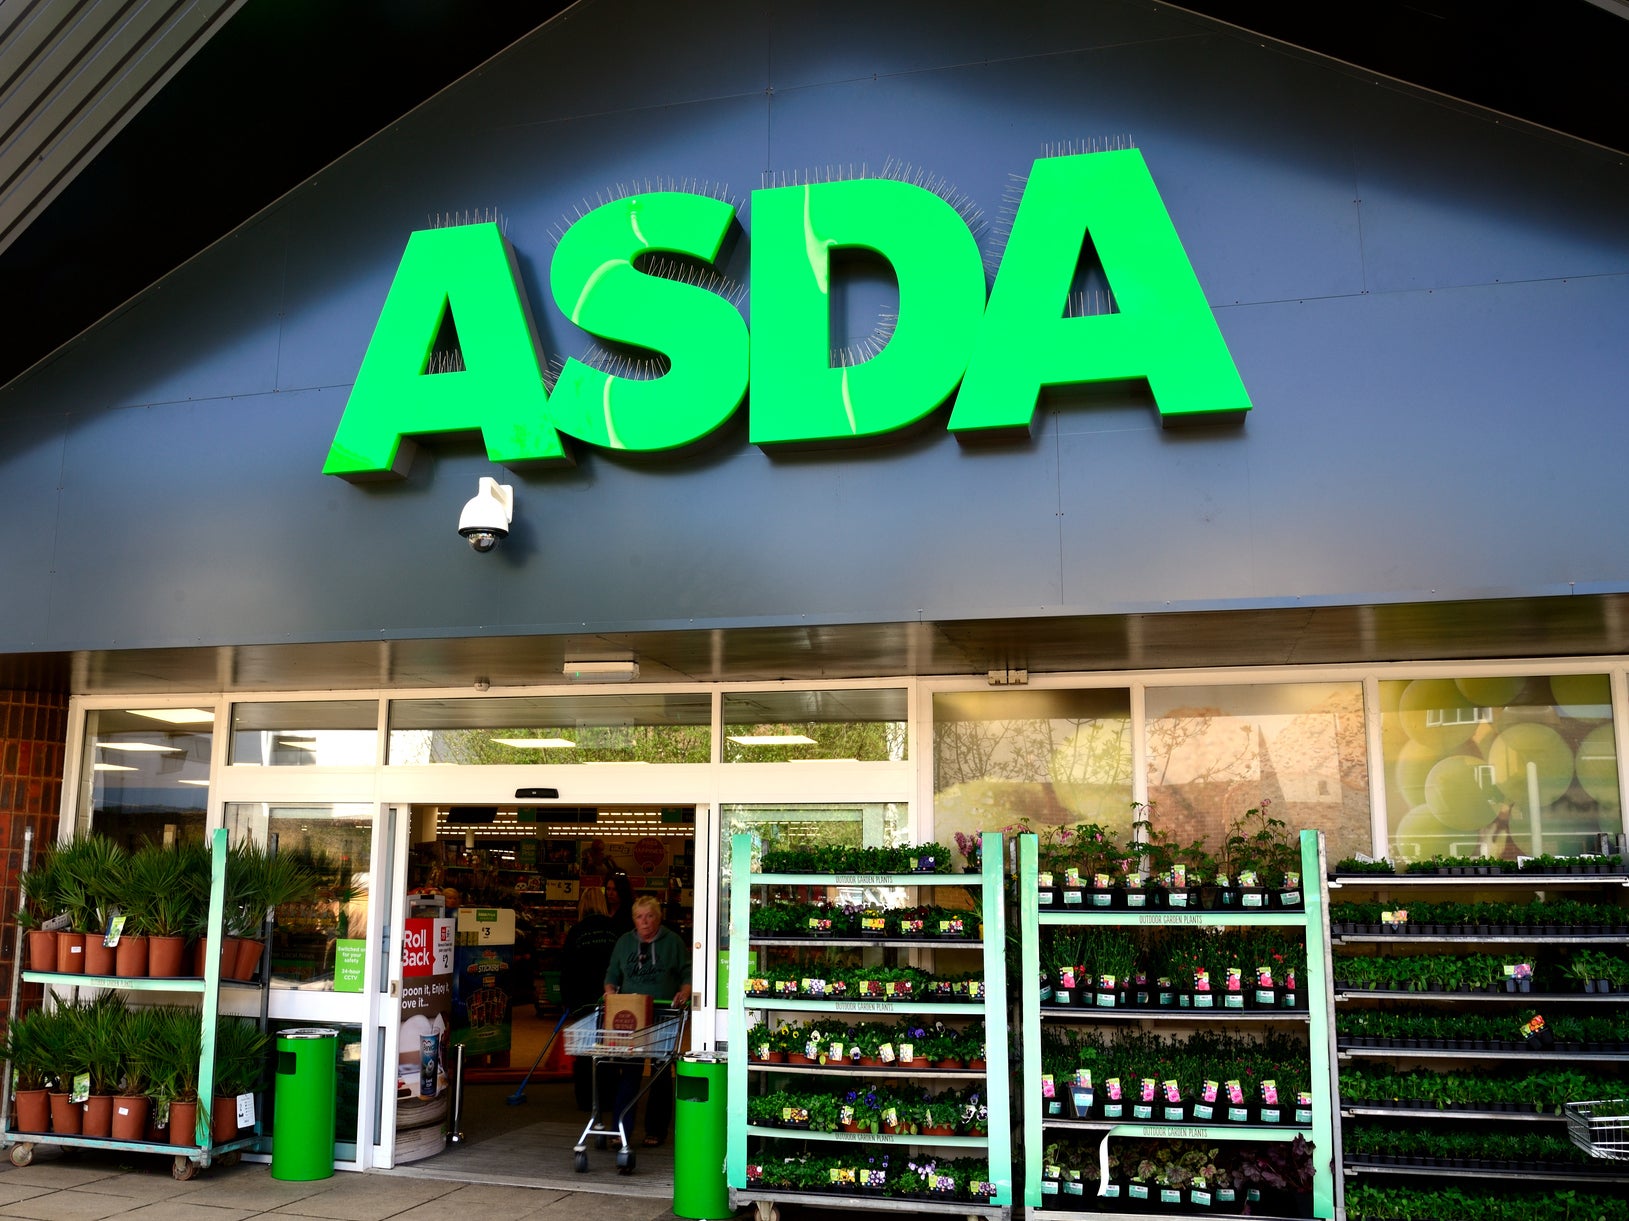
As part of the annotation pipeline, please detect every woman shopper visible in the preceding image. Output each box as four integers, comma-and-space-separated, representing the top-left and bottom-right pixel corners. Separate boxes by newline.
562, 887, 620, 1111
603, 895, 692, 1146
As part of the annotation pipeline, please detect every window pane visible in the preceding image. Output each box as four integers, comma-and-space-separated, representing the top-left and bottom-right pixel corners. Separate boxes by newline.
1144, 682, 1370, 866
225, 803, 374, 991
715, 802, 908, 1002
387, 694, 710, 764
81, 707, 213, 845
1379, 674, 1620, 861
723, 689, 907, 762
230, 700, 379, 766
933, 688, 1134, 845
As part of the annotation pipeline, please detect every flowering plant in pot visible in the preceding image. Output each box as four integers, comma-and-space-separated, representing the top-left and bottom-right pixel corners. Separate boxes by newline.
953, 831, 982, 872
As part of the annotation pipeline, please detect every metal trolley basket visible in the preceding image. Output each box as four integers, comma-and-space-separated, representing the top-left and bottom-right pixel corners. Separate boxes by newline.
567, 1001, 687, 1174
1566, 1099, 1629, 1160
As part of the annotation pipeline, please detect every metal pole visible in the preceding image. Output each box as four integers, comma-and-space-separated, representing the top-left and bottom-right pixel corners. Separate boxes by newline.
448, 1042, 466, 1144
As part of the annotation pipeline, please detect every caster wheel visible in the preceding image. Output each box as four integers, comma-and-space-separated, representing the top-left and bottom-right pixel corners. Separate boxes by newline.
574, 1151, 589, 1173
616, 1147, 635, 1173
9, 1144, 33, 1167
217, 1150, 242, 1167
172, 1156, 199, 1181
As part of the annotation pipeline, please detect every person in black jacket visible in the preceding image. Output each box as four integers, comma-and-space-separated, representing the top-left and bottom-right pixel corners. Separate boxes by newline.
604, 871, 635, 936
562, 887, 620, 1111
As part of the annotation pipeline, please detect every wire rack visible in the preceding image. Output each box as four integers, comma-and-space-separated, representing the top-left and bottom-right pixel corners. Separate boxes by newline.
563, 1009, 685, 1059
1565, 1099, 1629, 1160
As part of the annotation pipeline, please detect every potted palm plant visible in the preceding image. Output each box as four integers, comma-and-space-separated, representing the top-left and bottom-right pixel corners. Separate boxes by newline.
126, 840, 204, 977
146, 1005, 203, 1147
0, 1008, 54, 1133
211, 1017, 270, 1145
16, 846, 66, 972
39, 992, 91, 1136
75, 991, 129, 1137
112, 1004, 159, 1141
227, 842, 319, 981
53, 835, 126, 976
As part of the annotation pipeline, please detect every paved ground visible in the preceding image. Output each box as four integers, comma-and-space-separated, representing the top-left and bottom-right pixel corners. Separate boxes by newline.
0, 1148, 699, 1221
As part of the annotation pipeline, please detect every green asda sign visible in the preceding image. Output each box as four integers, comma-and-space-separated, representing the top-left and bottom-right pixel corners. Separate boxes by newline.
324, 150, 1249, 480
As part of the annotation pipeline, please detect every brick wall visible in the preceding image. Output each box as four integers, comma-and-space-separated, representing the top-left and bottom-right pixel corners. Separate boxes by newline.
1, 690, 68, 1020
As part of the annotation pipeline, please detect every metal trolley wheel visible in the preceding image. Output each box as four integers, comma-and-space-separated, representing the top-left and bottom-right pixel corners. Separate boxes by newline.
616, 1145, 635, 1174
573, 1150, 589, 1173
9, 1143, 33, 1167
172, 1155, 200, 1181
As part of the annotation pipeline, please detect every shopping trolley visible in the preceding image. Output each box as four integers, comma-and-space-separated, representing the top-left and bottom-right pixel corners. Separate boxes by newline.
567, 1000, 687, 1174
1565, 1099, 1629, 1161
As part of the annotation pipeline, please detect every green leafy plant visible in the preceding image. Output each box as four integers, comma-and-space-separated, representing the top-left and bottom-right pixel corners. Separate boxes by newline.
212, 1017, 270, 1097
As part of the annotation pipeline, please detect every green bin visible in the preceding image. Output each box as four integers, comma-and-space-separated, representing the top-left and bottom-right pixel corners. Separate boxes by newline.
271, 1027, 337, 1181
673, 1053, 730, 1219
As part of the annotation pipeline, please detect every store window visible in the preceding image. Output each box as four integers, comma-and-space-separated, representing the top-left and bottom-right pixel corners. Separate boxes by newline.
1144, 682, 1370, 867
715, 802, 908, 1002
230, 700, 379, 766
722, 688, 907, 762
386, 694, 710, 764
932, 688, 1134, 846
1378, 674, 1620, 862
224, 803, 374, 991
78, 707, 213, 845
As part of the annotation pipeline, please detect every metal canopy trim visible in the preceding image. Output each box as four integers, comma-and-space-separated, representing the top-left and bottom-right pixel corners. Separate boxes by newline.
3, 591, 1626, 697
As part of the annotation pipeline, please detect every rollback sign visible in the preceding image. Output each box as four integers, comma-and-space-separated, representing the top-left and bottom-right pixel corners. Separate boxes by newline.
323, 149, 1250, 480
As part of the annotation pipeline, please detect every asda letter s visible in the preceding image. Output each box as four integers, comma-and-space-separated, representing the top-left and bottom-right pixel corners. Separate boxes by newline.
323, 149, 1250, 480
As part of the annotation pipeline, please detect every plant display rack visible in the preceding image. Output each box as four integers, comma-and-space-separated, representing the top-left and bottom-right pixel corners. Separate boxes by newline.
1330, 859, 1629, 1200
1018, 828, 1339, 1219
1, 827, 266, 1180
726, 831, 1012, 1221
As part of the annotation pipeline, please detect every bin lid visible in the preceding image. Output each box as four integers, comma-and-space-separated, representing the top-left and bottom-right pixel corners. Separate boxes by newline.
278, 1027, 339, 1040
681, 1050, 726, 1064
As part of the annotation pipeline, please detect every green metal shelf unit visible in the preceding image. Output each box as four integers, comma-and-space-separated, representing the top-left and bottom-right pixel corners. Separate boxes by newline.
1017, 828, 1340, 1219
1, 827, 266, 1179
726, 831, 1014, 1221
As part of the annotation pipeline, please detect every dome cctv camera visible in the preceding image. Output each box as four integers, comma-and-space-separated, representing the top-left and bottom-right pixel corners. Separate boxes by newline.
458, 477, 513, 553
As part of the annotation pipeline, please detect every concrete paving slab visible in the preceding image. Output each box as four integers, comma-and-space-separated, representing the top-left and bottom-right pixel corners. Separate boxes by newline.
265, 1171, 464, 1220
382, 1183, 574, 1221
0, 1188, 146, 1220
110, 1202, 259, 1221
159, 1165, 332, 1210
0, 1181, 57, 1207
0, 1162, 133, 1189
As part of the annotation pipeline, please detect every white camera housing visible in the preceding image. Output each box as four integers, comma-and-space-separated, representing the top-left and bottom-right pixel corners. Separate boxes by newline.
457, 477, 513, 552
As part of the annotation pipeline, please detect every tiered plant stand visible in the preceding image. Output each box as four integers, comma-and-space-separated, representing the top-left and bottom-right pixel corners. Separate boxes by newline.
725, 832, 1013, 1221
1, 827, 267, 1179
1330, 863, 1629, 1206
1018, 828, 1340, 1218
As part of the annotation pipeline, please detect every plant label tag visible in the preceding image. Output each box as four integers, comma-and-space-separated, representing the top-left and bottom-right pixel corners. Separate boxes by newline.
1040, 1073, 1055, 1098
1193, 1103, 1215, 1120
42, 912, 71, 932
71, 1072, 90, 1103
1161, 1188, 1183, 1205
237, 1093, 256, 1127
1168, 890, 1189, 908
1228, 1106, 1250, 1122
1133, 1103, 1154, 1120
898, 1041, 914, 1062
1242, 891, 1264, 908
1260, 1107, 1281, 1123
1100, 1183, 1122, 1201
1063, 1179, 1084, 1197
1129, 1184, 1150, 1201
103, 912, 126, 948
1063, 889, 1084, 906
1102, 1102, 1123, 1119
1192, 1189, 1213, 1207
1041, 1179, 1059, 1196
878, 1042, 895, 1063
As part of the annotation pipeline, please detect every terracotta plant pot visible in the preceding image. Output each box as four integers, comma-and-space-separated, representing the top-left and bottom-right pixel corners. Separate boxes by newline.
12, 1088, 49, 1134
148, 935, 186, 977
232, 937, 265, 981
82, 1094, 114, 1138
194, 936, 236, 977
48, 1092, 83, 1135
84, 936, 117, 976
114, 934, 149, 978
111, 1095, 150, 1141
934, 1058, 965, 1070
55, 931, 86, 974
165, 1099, 201, 1147
212, 1095, 242, 1145
26, 929, 57, 972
